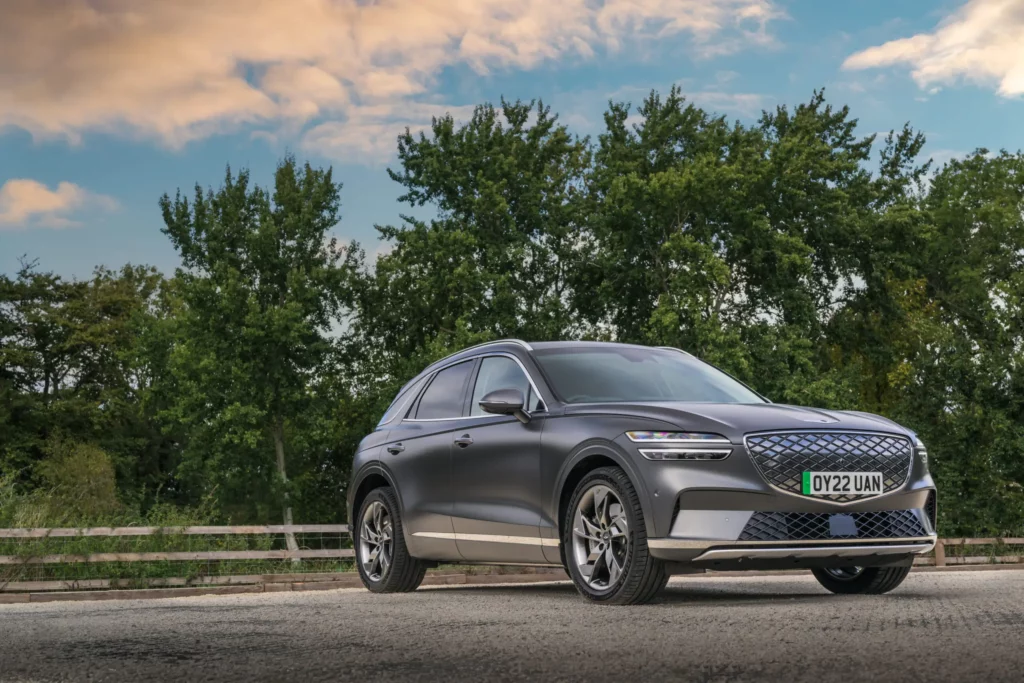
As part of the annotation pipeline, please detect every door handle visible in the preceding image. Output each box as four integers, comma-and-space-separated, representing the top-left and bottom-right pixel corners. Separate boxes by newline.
454, 434, 474, 448
386, 443, 405, 455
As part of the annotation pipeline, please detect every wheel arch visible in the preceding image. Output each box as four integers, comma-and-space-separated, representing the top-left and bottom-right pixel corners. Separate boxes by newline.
554, 441, 657, 540
349, 463, 400, 527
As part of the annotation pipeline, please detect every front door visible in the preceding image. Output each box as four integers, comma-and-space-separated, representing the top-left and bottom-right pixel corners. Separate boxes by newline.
451, 355, 548, 563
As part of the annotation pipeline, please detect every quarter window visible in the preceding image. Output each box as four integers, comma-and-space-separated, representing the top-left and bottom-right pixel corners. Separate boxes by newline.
413, 361, 474, 420
470, 356, 543, 416
378, 376, 428, 426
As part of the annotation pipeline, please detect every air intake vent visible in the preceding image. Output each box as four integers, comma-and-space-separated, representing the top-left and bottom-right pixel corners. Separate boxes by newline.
740, 510, 927, 542
924, 490, 937, 531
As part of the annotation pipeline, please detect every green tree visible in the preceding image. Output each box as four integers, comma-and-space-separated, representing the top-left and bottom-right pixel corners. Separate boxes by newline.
356, 99, 590, 366
0, 262, 173, 503
160, 157, 358, 534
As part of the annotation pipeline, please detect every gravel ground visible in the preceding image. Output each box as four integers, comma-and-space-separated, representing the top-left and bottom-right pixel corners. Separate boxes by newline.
1, 570, 1022, 682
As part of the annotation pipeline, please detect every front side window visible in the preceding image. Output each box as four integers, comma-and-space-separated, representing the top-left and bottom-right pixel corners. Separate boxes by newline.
532, 346, 764, 404
413, 361, 474, 420
470, 356, 543, 416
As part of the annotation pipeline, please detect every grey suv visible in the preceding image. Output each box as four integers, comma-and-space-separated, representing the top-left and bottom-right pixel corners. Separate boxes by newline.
348, 340, 937, 604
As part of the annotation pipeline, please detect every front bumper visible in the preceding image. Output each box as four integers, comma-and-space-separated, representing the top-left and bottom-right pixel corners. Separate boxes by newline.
621, 428, 938, 570
649, 535, 936, 570
647, 506, 936, 570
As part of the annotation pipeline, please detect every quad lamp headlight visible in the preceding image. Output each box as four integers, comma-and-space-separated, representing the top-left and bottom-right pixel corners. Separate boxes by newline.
625, 431, 733, 461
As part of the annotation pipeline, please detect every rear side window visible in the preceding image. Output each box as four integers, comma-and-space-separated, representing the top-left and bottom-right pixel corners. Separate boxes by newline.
414, 361, 474, 420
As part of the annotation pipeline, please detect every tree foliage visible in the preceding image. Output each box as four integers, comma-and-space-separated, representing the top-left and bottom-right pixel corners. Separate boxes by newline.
1, 91, 1022, 534
158, 157, 360, 524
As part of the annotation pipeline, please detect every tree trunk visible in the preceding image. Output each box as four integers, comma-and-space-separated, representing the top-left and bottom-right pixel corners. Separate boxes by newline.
272, 417, 300, 559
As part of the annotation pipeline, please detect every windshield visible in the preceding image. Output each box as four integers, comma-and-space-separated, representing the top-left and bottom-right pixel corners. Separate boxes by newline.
532, 346, 765, 404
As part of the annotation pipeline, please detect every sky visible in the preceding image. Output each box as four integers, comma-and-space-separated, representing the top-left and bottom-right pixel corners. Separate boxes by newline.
2, 0, 1023, 278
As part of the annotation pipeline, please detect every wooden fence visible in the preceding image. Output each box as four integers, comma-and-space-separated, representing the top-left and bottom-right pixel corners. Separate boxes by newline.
929, 538, 1024, 568
0, 525, 352, 565
1, 527, 1021, 568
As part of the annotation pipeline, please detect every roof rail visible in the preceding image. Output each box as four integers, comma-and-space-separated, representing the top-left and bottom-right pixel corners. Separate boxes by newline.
656, 345, 695, 357
420, 339, 535, 375
461, 339, 534, 353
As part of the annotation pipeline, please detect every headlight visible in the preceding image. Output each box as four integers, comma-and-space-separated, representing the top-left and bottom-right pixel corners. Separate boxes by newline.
626, 431, 733, 461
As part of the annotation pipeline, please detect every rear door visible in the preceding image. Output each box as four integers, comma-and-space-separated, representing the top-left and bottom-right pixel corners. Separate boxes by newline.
451, 355, 548, 563
385, 359, 476, 562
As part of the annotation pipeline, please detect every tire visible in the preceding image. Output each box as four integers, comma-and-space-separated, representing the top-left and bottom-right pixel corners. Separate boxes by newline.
811, 565, 912, 595
354, 487, 427, 593
563, 466, 667, 605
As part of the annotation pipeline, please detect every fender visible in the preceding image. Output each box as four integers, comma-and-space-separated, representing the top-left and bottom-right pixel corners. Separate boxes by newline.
552, 439, 658, 538
348, 460, 402, 523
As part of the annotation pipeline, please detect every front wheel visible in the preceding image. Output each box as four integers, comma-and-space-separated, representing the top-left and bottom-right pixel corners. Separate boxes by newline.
811, 565, 911, 595
563, 467, 667, 605
355, 487, 427, 593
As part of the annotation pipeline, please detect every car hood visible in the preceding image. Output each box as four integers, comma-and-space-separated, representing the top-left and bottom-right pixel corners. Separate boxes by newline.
563, 401, 911, 441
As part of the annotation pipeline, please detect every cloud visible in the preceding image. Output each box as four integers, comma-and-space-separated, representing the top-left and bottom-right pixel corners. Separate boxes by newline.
302, 103, 478, 162
0, 0, 781, 159
0, 179, 118, 230
689, 91, 770, 118
843, 0, 1024, 97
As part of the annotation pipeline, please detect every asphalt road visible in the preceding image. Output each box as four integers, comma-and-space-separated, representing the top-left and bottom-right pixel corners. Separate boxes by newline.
1, 570, 1022, 682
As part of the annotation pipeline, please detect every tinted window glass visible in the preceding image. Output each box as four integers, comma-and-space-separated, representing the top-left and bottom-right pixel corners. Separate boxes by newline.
414, 361, 474, 419
470, 356, 542, 415
377, 376, 428, 426
533, 347, 764, 404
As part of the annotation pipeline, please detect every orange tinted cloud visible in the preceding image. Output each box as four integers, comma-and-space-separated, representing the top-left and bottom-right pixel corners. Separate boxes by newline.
0, 179, 118, 229
0, 0, 780, 156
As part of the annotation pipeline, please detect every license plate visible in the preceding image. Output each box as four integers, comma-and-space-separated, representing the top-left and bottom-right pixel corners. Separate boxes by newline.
802, 472, 883, 496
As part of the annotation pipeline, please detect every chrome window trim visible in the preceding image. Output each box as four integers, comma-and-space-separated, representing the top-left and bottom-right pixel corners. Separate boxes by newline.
402, 352, 547, 423
468, 353, 546, 417
742, 430, 915, 508
376, 375, 429, 427
407, 359, 477, 422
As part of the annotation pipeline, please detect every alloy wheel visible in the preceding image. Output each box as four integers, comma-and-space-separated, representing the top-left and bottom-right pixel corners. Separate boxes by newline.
571, 484, 629, 591
359, 501, 393, 582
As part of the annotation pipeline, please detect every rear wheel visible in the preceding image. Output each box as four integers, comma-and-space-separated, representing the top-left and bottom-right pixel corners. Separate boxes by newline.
811, 565, 911, 595
563, 467, 667, 605
355, 487, 427, 593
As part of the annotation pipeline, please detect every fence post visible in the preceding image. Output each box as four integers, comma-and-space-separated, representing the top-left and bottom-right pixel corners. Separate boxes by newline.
934, 539, 946, 567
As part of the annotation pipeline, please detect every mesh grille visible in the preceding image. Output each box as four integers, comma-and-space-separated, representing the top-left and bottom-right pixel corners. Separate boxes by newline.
745, 432, 912, 502
739, 510, 927, 542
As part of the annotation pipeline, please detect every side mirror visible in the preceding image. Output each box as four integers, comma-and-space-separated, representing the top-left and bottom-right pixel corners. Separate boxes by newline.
478, 388, 531, 424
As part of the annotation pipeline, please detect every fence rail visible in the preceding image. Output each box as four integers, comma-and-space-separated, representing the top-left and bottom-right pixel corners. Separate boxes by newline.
0, 525, 348, 539
931, 537, 1024, 568
1, 527, 1021, 581
0, 525, 351, 565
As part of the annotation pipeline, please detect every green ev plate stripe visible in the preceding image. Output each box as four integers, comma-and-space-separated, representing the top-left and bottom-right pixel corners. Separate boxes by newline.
802, 471, 811, 495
